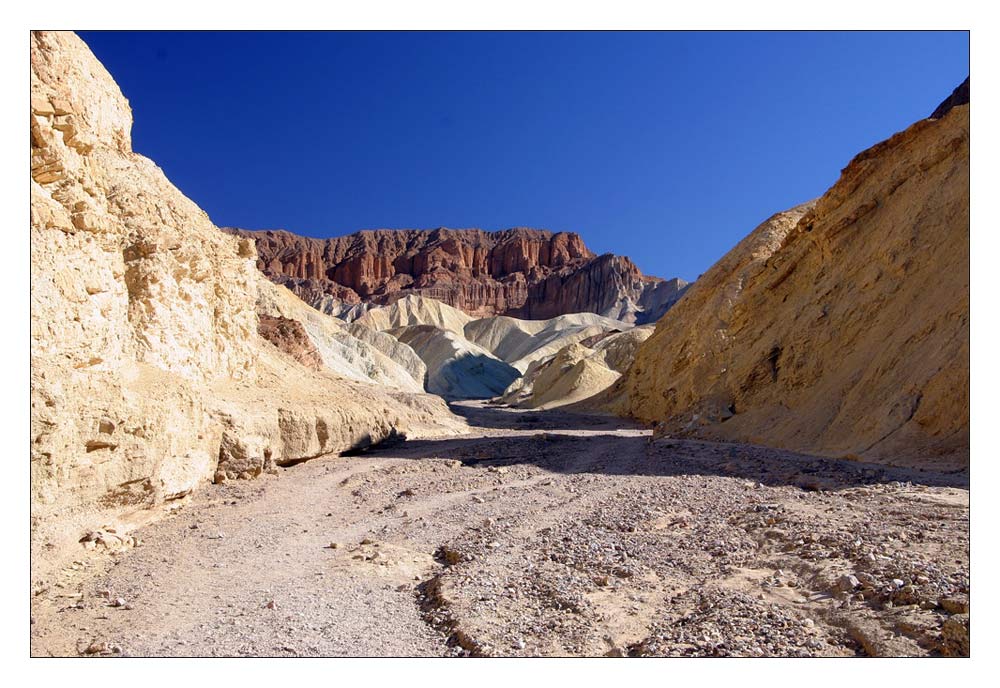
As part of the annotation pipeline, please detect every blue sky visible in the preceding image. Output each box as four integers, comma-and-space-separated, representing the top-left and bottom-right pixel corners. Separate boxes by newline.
78, 31, 969, 281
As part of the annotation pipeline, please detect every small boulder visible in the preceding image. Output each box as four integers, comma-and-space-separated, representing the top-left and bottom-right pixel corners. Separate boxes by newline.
940, 594, 970, 615
940, 614, 969, 657
835, 574, 861, 594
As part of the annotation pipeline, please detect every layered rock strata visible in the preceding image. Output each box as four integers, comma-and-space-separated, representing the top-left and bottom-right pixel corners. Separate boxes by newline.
225, 226, 688, 324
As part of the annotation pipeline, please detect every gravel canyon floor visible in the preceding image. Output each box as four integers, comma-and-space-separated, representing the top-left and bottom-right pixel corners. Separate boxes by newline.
30, 403, 969, 658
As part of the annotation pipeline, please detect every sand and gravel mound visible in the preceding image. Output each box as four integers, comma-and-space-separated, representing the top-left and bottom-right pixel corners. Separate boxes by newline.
499, 343, 622, 409
496, 326, 654, 409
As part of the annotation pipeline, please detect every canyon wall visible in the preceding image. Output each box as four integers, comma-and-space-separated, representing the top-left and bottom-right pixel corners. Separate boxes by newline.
225, 226, 688, 323
615, 91, 969, 470
30, 31, 464, 572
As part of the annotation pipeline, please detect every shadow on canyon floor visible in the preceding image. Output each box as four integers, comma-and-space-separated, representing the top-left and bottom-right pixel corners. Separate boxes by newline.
362, 401, 969, 492
448, 399, 640, 432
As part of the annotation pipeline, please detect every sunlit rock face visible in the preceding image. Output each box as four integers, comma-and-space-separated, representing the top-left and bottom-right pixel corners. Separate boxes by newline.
613, 90, 969, 470
225, 226, 688, 324
30, 31, 465, 574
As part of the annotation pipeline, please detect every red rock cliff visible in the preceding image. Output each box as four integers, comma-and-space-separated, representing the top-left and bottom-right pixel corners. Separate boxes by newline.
224, 226, 687, 322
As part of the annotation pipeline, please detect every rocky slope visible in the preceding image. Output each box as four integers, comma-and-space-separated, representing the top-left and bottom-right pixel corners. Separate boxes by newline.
256, 280, 426, 392
613, 90, 970, 470
389, 325, 520, 399
355, 293, 473, 337
497, 328, 654, 409
225, 226, 688, 324
464, 311, 632, 372
30, 31, 464, 578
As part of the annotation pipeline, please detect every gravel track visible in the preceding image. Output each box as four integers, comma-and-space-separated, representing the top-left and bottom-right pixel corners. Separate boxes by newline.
30, 402, 969, 657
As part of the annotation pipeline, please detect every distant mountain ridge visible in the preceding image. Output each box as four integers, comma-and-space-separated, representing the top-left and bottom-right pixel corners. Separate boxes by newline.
224, 226, 689, 323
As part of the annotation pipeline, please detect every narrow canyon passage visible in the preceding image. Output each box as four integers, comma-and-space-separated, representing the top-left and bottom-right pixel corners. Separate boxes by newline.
30, 403, 969, 657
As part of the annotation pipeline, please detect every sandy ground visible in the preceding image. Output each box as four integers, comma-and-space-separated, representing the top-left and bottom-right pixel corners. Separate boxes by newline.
29, 402, 969, 657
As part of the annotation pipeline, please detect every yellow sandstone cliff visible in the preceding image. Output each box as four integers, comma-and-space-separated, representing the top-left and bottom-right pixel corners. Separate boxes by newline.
30, 31, 464, 574
616, 98, 969, 470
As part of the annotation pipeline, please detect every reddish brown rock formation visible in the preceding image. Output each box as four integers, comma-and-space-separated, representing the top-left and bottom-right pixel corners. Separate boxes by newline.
257, 315, 323, 371
224, 226, 687, 323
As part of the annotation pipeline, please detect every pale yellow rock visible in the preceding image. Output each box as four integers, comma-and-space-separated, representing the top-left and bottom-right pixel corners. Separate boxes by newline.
30, 31, 465, 580
31, 95, 55, 115
501, 343, 621, 410
209, 347, 460, 480
356, 294, 474, 336
614, 105, 969, 469
256, 280, 426, 392
464, 312, 631, 372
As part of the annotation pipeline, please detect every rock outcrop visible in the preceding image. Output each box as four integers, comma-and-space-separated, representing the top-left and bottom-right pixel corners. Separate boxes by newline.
30, 31, 464, 575
258, 316, 324, 371
256, 280, 426, 392
614, 90, 970, 470
930, 77, 969, 120
225, 226, 688, 324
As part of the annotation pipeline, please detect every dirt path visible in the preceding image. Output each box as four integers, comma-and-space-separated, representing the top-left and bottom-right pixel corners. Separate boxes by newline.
30, 402, 969, 657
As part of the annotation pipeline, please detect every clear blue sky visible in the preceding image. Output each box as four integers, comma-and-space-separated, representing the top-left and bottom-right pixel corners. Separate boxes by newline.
78, 31, 968, 281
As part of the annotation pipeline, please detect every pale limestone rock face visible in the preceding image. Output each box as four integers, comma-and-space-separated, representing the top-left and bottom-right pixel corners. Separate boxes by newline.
208, 349, 455, 480
255, 279, 427, 392
31, 31, 254, 548
31, 31, 259, 383
615, 105, 969, 470
30, 31, 465, 574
